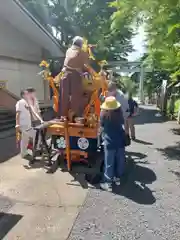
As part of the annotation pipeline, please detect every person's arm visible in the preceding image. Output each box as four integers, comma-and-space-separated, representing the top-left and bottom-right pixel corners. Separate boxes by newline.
36, 100, 42, 118
15, 102, 21, 130
15, 103, 21, 145
15, 112, 20, 131
29, 104, 44, 123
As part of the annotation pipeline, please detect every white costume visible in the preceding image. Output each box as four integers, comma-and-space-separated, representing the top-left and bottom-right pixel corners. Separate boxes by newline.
27, 97, 41, 121
16, 99, 36, 157
107, 89, 129, 120
115, 90, 129, 120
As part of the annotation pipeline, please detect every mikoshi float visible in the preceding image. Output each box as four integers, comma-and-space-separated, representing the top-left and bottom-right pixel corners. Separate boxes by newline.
34, 39, 109, 171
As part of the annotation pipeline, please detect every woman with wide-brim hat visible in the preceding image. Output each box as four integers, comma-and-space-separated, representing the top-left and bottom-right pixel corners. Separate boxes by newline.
100, 96, 126, 191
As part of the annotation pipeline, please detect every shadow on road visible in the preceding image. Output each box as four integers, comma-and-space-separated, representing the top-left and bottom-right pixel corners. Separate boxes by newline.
0, 136, 19, 164
126, 151, 149, 164
170, 170, 180, 180
135, 107, 167, 125
171, 128, 180, 135
67, 150, 157, 205
0, 212, 23, 239
0, 194, 22, 239
157, 142, 180, 161
133, 138, 153, 146
113, 154, 156, 205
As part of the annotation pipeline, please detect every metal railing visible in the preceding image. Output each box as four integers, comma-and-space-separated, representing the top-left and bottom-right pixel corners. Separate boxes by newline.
18, 0, 53, 34
18, 0, 76, 48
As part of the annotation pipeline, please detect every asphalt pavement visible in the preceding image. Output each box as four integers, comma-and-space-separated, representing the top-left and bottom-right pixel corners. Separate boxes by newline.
68, 105, 180, 240
1, 105, 180, 239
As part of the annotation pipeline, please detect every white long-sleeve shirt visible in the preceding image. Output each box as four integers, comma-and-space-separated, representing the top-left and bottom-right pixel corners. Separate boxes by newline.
16, 99, 31, 127
116, 90, 129, 119
107, 90, 129, 119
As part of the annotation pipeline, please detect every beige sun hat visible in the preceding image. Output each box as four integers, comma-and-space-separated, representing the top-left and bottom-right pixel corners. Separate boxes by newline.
101, 96, 121, 110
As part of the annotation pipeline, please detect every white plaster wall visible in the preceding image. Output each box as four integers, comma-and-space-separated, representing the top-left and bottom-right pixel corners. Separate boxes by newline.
0, 59, 44, 100
0, 16, 42, 62
0, 16, 46, 100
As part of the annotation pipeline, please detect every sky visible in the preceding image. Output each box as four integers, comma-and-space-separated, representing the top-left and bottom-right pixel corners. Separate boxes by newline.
127, 25, 146, 61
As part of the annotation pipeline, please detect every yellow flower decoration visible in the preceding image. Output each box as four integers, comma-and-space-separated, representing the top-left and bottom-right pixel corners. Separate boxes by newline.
98, 60, 108, 66
88, 47, 95, 60
82, 38, 88, 52
39, 60, 49, 68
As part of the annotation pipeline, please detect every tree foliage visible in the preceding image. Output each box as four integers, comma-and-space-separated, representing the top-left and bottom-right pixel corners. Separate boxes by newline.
20, 0, 134, 61
111, 0, 180, 83
71, 0, 133, 60
117, 76, 137, 94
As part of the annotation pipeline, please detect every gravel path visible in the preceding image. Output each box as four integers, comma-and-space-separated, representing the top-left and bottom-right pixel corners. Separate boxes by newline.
68, 105, 180, 240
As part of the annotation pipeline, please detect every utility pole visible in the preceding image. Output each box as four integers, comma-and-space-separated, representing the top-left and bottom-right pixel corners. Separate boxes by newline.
139, 65, 145, 104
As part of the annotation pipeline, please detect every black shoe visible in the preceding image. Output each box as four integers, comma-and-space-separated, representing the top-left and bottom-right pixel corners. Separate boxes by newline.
131, 136, 136, 141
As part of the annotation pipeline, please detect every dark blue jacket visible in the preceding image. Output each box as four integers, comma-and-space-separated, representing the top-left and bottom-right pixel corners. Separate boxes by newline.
100, 110, 125, 149
128, 98, 138, 117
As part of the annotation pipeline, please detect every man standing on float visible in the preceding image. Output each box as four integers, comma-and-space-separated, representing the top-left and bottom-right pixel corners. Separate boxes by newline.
58, 36, 89, 120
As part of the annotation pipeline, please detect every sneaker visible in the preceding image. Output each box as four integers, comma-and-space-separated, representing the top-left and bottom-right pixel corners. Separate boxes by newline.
100, 182, 112, 192
114, 177, 121, 186
131, 136, 136, 141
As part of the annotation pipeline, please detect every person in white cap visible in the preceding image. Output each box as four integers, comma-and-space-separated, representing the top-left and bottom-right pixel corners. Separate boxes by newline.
15, 90, 36, 158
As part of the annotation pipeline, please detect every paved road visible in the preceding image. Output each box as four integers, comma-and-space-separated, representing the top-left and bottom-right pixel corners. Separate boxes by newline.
68, 105, 180, 240
1, 105, 180, 239
0, 139, 88, 239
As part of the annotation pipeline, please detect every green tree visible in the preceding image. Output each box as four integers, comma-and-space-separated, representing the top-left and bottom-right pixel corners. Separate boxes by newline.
20, 0, 134, 61
71, 0, 133, 60
117, 76, 137, 94
111, 0, 180, 82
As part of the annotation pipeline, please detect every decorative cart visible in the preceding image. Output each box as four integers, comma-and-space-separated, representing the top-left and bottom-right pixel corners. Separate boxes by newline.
34, 40, 108, 171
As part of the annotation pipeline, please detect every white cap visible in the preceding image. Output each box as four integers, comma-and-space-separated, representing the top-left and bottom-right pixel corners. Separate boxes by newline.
72, 36, 84, 47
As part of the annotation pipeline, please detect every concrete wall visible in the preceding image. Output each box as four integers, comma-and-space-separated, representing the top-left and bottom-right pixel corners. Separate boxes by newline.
0, 58, 45, 100
0, 16, 46, 101
0, 16, 42, 62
